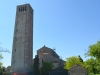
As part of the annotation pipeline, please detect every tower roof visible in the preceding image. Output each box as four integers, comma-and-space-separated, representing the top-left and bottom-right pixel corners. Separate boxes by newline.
17, 3, 34, 11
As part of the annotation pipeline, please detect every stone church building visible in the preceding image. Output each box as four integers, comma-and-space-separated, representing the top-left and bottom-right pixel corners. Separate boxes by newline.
33, 45, 65, 69
11, 3, 65, 75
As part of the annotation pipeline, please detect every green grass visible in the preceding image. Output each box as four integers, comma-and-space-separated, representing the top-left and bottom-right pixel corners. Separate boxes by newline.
89, 73, 100, 75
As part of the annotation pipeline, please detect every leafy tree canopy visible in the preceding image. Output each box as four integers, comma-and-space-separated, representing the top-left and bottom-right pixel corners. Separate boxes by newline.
33, 55, 39, 75
6, 66, 11, 74
0, 54, 3, 59
0, 66, 6, 75
78, 55, 83, 62
64, 56, 83, 70
0, 54, 3, 66
83, 58, 100, 74
40, 62, 54, 75
85, 40, 100, 59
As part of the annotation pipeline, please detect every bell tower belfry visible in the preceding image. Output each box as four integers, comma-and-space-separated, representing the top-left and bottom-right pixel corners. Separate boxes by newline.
11, 4, 33, 74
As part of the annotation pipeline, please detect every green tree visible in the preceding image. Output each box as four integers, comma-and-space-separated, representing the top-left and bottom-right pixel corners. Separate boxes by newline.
0, 66, 6, 75
0, 66, 3, 75
64, 56, 83, 70
84, 40, 100, 74
2, 67, 6, 75
85, 40, 100, 59
30, 64, 33, 71
83, 58, 100, 74
78, 55, 83, 62
33, 55, 39, 75
6, 66, 11, 75
40, 62, 53, 75
0, 54, 3, 67
0, 54, 3, 59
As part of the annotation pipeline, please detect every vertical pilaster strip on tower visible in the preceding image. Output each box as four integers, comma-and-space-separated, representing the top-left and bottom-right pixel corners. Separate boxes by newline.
24, 5, 27, 73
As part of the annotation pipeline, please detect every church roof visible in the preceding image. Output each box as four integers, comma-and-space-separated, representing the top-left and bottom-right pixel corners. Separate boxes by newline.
69, 64, 88, 72
37, 45, 59, 58
37, 45, 54, 51
37, 45, 56, 53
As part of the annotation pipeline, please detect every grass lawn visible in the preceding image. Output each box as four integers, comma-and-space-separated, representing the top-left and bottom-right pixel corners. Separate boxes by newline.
89, 74, 100, 75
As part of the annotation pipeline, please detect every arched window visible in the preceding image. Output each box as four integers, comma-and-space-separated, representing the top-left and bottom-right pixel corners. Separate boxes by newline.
29, 10, 32, 15
15, 37, 17, 41
14, 60, 15, 63
18, 8, 20, 12
25, 6, 26, 11
21, 7, 22, 12
23, 7, 24, 11
16, 29, 18, 32
15, 49, 16, 51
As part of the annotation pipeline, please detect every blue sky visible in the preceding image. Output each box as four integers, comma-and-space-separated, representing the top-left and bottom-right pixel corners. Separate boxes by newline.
0, 0, 100, 67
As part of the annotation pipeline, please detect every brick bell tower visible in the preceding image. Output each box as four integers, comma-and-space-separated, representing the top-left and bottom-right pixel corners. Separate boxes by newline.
11, 4, 34, 74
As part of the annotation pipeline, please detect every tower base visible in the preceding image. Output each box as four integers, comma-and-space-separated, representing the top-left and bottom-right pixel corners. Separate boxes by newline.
12, 72, 33, 75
